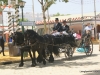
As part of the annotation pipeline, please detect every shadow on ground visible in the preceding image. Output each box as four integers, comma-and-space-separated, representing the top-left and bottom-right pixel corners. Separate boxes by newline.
0, 54, 99, 70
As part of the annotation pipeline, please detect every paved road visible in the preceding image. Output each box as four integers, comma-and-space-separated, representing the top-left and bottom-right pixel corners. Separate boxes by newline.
0, 45, 100, 75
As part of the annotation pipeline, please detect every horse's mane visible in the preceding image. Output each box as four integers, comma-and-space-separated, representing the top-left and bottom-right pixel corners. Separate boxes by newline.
26, 29, 44, 42
26, 29, 38, 36
15, 32, 23, 36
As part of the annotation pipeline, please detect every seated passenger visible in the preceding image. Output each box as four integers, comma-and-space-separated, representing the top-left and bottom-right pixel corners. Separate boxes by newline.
61, 20, 70, 35
73, 30, 81, 40
83, 23, 92, 38
51, 18, 62, 36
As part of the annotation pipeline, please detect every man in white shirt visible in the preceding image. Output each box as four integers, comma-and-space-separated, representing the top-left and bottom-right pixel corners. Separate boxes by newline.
82, 23, 93, 37
84, 23, 92, 33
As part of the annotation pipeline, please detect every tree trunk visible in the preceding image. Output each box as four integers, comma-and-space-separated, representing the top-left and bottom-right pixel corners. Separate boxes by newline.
42, 10, 47, 34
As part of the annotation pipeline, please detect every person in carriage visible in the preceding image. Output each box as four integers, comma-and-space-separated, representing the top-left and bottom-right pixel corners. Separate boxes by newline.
51, 18, 62, 36
73, 30, 81, 40
61, 20, 70, 35
83, 23, 92, 36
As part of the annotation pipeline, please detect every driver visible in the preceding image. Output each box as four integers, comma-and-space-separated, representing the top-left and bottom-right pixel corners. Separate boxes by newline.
51, 18, 62, 36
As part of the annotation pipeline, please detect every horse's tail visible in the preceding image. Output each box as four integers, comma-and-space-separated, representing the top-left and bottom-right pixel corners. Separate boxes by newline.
52, 46, 60, 56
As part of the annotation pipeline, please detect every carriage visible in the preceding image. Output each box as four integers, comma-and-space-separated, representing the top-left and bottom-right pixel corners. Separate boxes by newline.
45, 31, 93, 59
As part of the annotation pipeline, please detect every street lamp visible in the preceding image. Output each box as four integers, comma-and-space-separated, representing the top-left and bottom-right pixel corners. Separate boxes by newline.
12, 15, 15, 32
19, 1, 26, 33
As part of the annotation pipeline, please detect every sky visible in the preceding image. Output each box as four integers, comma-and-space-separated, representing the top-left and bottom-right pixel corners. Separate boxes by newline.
22, 0, 100, 15
3, 0, 100, 15
2, 0, 100, 26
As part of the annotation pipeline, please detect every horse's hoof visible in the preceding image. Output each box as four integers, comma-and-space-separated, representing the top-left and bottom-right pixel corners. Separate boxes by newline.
49, 57, 52, 63
31, 64, 36, 67
49, 56, 54, 63
19, 63, 24, 67
37, 57, 39, 62
37, 58, 42, 63
43, 60, 46, 65
49, 59, 52, 63
52, 58, 54, 62
37, 56, 41, 63
49, 60, 51, 63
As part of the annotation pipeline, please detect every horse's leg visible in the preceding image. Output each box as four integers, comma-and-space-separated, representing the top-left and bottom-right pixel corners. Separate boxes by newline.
1, 44, 5, 56
36, 44, 46, 65
32, 50, 36, 67
42, 48, 46, 65
19, 49, 24, 67
48, 45, 54, 63
28, 50, 34, 67
37, 50, 43, 63
37, 51, 41, 63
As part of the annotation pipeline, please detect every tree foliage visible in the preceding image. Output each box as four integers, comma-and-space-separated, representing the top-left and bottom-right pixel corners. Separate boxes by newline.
54, 0, 68, 2
52, 12, 70, 17
0, 0, 22, 12
0, 0, 22, 5
38, 0, 55, 12
53, 12, 64, 16
61, 0, 68, 2
0, 0, 8, 5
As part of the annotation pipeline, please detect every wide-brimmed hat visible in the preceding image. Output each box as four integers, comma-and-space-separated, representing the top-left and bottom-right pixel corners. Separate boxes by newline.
55, 18, 59, 21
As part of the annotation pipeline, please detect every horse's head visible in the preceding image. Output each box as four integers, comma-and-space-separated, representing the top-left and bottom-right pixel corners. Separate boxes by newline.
25, 30, 37, 38
12, 32, 24, 46
24, 29, 38, 44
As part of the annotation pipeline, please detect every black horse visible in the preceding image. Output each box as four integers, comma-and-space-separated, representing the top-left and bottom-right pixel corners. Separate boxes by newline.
45, 32, 77, 60
13, 31, 47, 67
12, 32, 34, 67
42, 34, 60, 62
24, 30, 48, 66
25, 30, 60, 63
0, 36, 5, 56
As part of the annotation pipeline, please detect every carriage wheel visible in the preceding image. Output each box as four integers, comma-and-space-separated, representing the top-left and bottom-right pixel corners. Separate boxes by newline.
65, 44, 73, 59
84, 38, 93, 56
